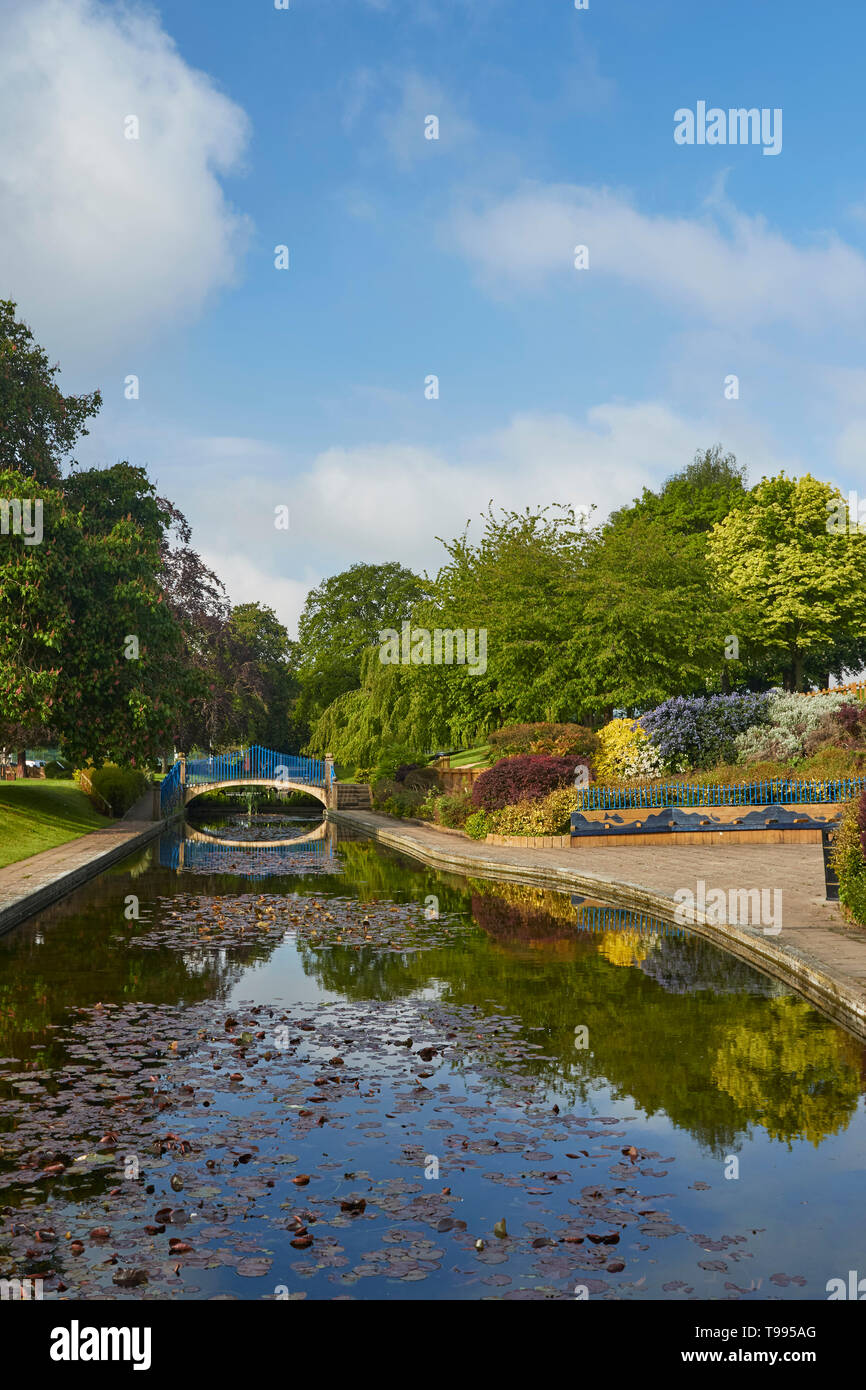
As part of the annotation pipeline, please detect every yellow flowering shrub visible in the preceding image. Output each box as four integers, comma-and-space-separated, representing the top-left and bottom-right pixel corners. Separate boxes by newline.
488, 786, 578, 835
593, 718, 665, 780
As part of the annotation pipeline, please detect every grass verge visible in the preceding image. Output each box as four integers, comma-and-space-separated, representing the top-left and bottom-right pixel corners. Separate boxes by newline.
0, 781, 113, 870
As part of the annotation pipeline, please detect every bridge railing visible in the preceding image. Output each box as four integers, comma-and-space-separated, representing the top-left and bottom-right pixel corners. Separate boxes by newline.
186, 746, 327, 787
160, 762, 184, 818
160, 746, 331, 817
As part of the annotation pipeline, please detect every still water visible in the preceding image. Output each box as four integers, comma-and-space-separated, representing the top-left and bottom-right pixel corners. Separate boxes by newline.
1, 808, 863, 1301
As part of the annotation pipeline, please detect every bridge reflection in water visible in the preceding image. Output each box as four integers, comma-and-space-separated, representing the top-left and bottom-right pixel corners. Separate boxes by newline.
160, 822, 334, 876
158, 825, 685, 939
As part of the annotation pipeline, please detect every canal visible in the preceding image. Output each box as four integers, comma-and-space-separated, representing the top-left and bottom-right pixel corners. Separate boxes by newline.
0, 806, 863, 1301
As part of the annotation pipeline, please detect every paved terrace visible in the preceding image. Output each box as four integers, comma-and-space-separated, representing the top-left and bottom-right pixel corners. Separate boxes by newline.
328, 809, 866, 1042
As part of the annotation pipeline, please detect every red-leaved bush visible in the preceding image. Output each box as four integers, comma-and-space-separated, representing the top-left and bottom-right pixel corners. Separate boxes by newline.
471, 755, 579, 811
838, 703, 865, 738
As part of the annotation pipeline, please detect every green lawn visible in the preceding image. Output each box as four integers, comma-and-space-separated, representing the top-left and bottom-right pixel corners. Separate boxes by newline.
448, 744, 492, 768
0, 781, 113, 870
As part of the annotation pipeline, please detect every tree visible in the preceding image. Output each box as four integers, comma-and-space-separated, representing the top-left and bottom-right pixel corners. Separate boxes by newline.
411, 505, 591, 738
608, 444, 747, 536
306, 506, 594, 762
580, 446, 747, 709
0, 465, 188, 764
573, 517, 729, 713
295, 561, 427, 733
186, 602, 300, 751
0, 300, 101, 484
0, 303, 226, 768
708, 474, 866, 691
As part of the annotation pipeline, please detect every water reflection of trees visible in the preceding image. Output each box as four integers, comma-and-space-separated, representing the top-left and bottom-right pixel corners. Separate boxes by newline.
0, 866, 247, 1070
3, 827, 863, 1158
300, 861, 866, 1155
638, 935, 785, 997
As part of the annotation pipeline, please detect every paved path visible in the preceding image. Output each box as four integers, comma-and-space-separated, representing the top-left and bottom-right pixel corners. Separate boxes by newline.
328, 810, 866, 1041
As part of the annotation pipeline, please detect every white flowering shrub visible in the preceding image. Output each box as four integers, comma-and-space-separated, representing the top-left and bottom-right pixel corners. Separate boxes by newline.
618, 738, 669, 779
735, 691, 849, 764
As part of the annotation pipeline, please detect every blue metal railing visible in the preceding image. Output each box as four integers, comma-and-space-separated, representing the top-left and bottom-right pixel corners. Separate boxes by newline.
159, 836, 329, 875
160, 761, 184, 817
576, 776, 866, 812
186, 746, 327, 787
573, 901, 687, 937
160, 745, 331, 816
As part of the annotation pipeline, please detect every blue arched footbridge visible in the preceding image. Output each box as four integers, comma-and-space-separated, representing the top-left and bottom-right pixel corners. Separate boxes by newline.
160, 746, 334, 817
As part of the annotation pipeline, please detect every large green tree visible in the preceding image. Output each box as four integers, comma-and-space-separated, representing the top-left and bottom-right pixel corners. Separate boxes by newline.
577, 445, 747, 709
0, 465, 188, 765
179, 602, 300, 752
573, 516, 729, 714
295, 561, 427, 736
306, 506, 593, 763
708, 474, 866, 691
0, 300, 101, 485
608, 444, 747, 536
0, 304, 215, 766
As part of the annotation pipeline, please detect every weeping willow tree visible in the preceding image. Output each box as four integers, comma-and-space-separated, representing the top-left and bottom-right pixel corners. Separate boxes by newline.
305, 648, 431, 766
305, 505, 593, 767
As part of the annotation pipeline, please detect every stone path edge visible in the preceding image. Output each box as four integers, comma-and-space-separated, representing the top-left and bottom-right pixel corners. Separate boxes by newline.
327, 808, 866, 1044
0, 820, 165, 939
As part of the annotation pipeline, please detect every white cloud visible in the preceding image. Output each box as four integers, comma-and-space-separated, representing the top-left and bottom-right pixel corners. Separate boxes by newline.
82, 402, 793, 635
198, 549, 312, 638
0, 0, 251, 363
382, 72, 476, 170
290, 403, 759, 568
182, 402, 777, 629
448, 183, 866, 330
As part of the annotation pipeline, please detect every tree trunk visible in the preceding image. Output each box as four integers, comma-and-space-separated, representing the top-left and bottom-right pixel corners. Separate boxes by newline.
17, 748, 27, 779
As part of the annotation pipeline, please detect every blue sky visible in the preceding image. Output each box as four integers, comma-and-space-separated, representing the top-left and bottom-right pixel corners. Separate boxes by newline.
2, 0, 865, 630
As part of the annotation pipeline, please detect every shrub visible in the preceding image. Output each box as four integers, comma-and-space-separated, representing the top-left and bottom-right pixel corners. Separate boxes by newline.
735, 691, 849, 765
399, 765, 440, 791
593, 719, 668, 780
380, 793, 423, 819
487, 786, 578, 836
85, 764, 148, 816
832, 798, 866, 925
488, 723, 599, 761
44, 759, 73, 779
641, 692, 770, 769
371, 778, 427, 818
435, 791, 474, 828
368, 744, 428, 783
464, 810, 493, 839
836, 703, 866, 738
471, 755, 576, 811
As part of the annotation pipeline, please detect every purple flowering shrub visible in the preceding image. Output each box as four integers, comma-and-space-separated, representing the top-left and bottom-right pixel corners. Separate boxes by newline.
471, 755, 578, 811
640, 692, 770, 770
